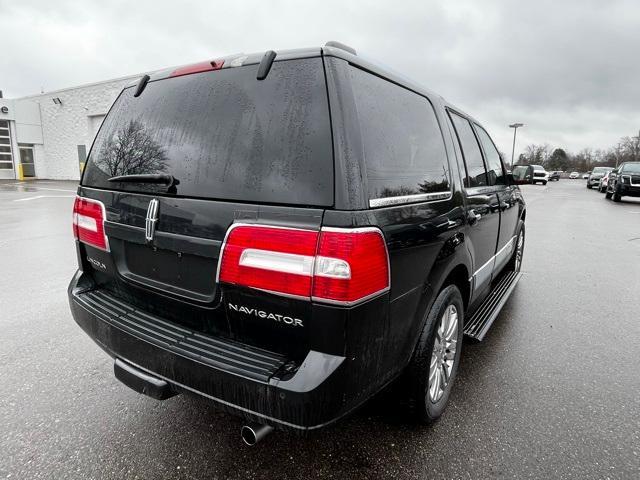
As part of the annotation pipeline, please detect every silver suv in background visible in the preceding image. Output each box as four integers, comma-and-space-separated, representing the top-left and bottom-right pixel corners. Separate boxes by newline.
531, 165, 549, 185
587, 167, 613, 189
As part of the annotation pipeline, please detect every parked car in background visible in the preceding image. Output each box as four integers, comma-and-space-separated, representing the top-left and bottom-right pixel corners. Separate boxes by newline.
599, 171, 613, 192
512, 165, 548, 185
548, 171, 560, 181
569, 172, 580, 179
531, 165, 549, 185
605, 162, 640, 202
582, 172, 590, 179
587, 167, 613, 189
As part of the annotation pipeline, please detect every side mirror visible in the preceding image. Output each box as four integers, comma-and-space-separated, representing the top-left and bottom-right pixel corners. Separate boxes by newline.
508, 173, 527, 185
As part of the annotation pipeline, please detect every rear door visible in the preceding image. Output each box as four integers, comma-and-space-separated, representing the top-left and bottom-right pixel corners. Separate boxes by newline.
447, 111, 500, 299
474, 124, 519, 274
79, 56, 333, 358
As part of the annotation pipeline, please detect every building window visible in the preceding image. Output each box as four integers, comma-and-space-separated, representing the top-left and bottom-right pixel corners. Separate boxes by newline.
0, 120, 14, 170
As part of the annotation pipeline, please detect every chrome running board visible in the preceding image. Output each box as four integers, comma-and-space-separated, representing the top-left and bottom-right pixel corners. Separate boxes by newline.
464, 271, 522, 341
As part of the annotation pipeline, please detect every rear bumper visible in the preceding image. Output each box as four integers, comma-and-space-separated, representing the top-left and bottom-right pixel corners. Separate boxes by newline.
68, 270, 358, 432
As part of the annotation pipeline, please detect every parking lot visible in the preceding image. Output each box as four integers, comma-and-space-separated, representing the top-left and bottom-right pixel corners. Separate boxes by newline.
1, 179, 639, 479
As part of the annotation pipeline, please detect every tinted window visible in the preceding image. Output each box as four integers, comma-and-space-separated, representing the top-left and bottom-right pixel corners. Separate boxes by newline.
475, 125, 504, 185
621, 163, 640, 174
82, 58, 333, 206
449, 112, 487, 187
348, 67, 450, 200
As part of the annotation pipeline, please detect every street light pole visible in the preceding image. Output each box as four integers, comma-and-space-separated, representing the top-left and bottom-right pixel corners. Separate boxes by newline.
509, 123, 524, 169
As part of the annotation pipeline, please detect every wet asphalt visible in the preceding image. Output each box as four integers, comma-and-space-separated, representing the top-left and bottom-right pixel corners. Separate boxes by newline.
1, 179, 639, 479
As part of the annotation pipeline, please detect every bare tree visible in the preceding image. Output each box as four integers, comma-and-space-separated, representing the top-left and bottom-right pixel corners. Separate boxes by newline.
520, 144, 551, 165
93, 120, 168, 177
514, 129, 639, 172
619, 134, 640, 163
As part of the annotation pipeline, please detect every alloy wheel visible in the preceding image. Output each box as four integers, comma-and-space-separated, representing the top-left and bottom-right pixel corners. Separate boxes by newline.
428, 305, 458, 403
514, 231, 524, 272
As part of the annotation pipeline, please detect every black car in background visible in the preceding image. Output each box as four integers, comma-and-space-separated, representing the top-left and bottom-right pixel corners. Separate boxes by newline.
587, 166, 613, 189
67, 43, 526, 443
548, 171, 561, 181
605, 162, 640, 201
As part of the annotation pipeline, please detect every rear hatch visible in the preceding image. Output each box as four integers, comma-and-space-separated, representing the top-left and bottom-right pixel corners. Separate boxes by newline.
78, 55, 333, 359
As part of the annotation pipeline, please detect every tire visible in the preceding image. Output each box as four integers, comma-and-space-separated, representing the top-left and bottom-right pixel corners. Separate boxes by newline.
605, 190, 612, 199
587, 184, 592, 189
405, 285, 464, 424
613, 189, 622, 202
543, 181, 547, 185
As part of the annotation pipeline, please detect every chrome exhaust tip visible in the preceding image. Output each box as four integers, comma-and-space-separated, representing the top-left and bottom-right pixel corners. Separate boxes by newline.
241, 423, 273, 446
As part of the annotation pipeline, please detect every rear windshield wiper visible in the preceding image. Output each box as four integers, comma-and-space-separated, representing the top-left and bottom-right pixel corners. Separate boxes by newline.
108, 174, 179, 186
108, 174, 180, 193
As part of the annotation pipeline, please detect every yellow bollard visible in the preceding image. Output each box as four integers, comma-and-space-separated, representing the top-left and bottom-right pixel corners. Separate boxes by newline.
17, 163, 24, 181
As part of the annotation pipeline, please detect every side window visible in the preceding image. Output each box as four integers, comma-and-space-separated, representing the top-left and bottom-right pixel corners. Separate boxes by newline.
348, 66, 450, 201
475, 125, 505, 185
449, 112, 488, 188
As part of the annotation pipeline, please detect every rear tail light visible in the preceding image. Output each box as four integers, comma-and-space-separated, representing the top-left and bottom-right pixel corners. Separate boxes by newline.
312, 228, 390, 304
73, 196, 109, 251
217, 225, 317, 298
217, 224, 389, 305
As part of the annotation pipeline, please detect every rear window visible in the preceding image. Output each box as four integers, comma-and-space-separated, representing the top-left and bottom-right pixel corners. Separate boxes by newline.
348, 66, 450, 203
82, 58, 333, 206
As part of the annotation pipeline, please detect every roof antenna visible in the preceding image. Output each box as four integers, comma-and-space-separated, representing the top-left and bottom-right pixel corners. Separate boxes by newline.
256, 50, 277, 80
134, 75, 151, 97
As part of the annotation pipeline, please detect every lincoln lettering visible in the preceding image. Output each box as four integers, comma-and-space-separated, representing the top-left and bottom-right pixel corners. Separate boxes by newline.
227, 303, 304, 327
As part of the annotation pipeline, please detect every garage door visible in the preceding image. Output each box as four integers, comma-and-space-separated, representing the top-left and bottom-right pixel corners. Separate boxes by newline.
0, 120, 15, 179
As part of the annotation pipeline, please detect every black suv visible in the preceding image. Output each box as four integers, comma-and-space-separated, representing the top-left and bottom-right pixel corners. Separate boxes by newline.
605, 162, 640, 201
68, 43, 526, 444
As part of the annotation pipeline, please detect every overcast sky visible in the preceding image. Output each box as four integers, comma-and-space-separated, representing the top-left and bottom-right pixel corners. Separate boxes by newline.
2, 0, 639, 155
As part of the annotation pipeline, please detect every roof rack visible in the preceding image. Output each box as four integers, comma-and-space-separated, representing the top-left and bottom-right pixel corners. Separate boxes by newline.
324, 41, 357, 55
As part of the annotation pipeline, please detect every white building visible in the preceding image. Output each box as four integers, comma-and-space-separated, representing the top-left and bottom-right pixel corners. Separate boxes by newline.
0, 73, 147, 180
